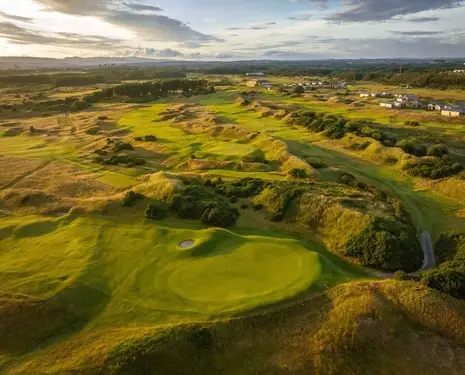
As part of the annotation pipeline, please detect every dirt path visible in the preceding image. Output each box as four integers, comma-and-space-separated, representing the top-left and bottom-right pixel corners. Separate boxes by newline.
420, 232, 436, 271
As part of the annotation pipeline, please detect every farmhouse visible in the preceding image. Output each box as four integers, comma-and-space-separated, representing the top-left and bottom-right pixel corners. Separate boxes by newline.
441, 105, 465, 117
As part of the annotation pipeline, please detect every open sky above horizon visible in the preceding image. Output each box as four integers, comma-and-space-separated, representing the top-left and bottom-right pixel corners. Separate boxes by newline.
0, 0, 465, 60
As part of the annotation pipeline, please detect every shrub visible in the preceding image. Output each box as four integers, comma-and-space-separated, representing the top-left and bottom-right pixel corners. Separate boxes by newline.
293, 85, 305, 94
204, 179, 212, 187
346, 220, 423, 272
230, 196, 238, 203
427, 144, 449, 157
396, 138, 427, 157
168, 185, 239, 227
253, 203, 264, 211
403, 156, 462, 179
288, 168, 309, 179
421, 268, 465, 300
394, 270, 409, 280
404, 120, 420, 127
201, 204, 238, 227
240, 204, 248, 209
121, 191, 144, 207
112, 142, 134, 152
145, 204, 168, 220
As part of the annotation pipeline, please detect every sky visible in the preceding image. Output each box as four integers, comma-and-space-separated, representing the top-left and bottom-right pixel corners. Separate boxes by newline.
0, 0, 465, 59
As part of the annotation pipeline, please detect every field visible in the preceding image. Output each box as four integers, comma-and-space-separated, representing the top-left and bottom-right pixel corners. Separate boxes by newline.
1, 75, 465, 374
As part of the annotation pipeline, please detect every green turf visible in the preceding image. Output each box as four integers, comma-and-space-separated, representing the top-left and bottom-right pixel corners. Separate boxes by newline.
0, 214, 358, 326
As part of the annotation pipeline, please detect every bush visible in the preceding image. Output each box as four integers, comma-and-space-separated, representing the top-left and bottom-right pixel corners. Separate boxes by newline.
230, 196, 238, 203
288, 168, 309, 179
201, 204, 238, 227
346, 220, 423, 272
427, 144, 449, 157
404, 121, 421, 127
421, 268, 465, 300
403, 156, 462, 179
240, 204, 249, 209
167, 185, 239, 227
112, 142, 134, 152
121, 191, 144, 207
145, 204, 168, 220
135, 135, 157, 142
253, 203, 264, 211
396, 137, 427, 156
293, 85, 305, 94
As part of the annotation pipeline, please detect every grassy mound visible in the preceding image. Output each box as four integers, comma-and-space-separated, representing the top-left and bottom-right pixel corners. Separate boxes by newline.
13, 280, 465, 375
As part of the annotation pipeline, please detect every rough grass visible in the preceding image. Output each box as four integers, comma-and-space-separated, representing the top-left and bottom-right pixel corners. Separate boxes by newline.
8, 280, 465, 375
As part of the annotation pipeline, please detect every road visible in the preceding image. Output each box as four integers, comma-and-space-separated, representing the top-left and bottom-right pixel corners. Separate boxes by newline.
420, 232, 436, 271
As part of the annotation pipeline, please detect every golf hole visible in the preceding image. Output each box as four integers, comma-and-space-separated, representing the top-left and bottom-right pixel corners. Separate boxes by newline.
179, 239, 195, 249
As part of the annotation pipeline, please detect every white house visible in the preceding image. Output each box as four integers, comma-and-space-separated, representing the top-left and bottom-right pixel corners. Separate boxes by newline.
360, 92, 370, 98
441, 105, 465, 117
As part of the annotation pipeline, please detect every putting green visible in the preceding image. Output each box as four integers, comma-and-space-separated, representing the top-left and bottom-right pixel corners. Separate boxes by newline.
168, 242, 321, 302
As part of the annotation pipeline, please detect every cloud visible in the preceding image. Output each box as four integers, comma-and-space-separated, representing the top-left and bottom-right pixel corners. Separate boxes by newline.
226, 21, 277, 31
287, 15, 313, 21
0, 21, 124, 49
0, 11, 33, 23
405, 16, 442, 22
126, 47, 184, 57
327, 0, 462, 22
389, 30, 442, 36
122, 2, 163, 12
34, 0, 220, 43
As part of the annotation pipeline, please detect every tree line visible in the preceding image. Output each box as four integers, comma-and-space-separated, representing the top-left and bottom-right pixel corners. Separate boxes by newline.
0, 68, 187, 87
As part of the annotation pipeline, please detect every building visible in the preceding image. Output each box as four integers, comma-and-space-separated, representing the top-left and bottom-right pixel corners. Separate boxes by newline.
246, 72, 265, 77
395, 94, 421, 108
441, 105, 465, 117
380, 102, 394, 108
360, 92, 370, 98
380, 101, 406, 109
453, 70, 465, 73
428, 102, 446, 111
246, 79, 273, 89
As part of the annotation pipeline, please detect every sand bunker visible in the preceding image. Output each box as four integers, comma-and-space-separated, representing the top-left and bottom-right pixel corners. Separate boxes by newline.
179, 240, 195, 248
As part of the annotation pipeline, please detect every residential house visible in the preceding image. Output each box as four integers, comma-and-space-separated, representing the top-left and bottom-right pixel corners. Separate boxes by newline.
246, 79, 273, 89
380, 101, 406, 109
360, 92, 371, 98
428, 102, 446, 111
453, 70, 465, 74
395, 94, 421, 108
441, 105, 465, 117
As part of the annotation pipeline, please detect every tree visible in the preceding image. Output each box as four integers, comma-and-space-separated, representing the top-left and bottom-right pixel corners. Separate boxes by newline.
293, 85, 305, 94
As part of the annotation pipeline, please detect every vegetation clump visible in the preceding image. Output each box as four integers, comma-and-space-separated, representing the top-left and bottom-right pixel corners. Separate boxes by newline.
288, 168, 309, 179
112, 141, 134, 152
121, 191, 144, 207
145, 204, 168, 220
346, 219, 423, 272
212, 178, 265, 198
404, 120, 421, 127
94, 154, 146, 167
403, 156, 462, 179
417, 232, 465, 300
135, 135, 157, 142
167, 184, 239, 227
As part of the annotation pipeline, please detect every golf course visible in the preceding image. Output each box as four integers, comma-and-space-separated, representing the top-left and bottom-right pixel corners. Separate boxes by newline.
1, 73, 465, 375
